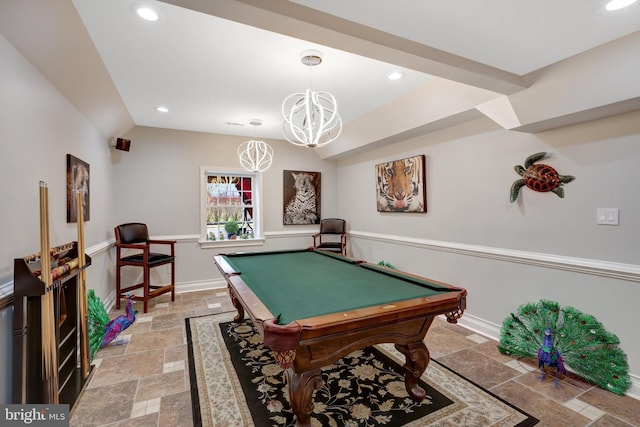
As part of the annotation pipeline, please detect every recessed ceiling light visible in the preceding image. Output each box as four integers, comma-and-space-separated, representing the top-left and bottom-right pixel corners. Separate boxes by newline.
605, 0, 638, 10
136, 7, 159, 21
156, 106, 168, 113
130, 3, 160, 22
387, 71, 405, 81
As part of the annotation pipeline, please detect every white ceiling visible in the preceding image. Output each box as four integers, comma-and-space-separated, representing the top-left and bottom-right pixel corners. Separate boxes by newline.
68, 0, 640, 142
71, 0, 435, 140
7, 0, 640, 146
293, 0, 640, 75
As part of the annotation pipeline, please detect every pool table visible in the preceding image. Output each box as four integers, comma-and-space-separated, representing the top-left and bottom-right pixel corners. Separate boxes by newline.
213, 249, 466, 427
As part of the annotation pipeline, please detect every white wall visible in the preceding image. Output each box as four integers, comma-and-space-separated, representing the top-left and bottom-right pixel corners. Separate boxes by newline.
0, 34, 116, 402
112, 126, 339, 287
336, 111, 640, 395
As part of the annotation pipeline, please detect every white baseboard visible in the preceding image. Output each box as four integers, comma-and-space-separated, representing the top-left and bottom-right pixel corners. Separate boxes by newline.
176, 278, 227, 294
454, 312, 502, 340
97, 278, 227, 313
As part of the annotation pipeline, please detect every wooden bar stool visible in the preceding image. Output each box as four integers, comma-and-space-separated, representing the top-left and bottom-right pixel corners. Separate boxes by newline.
114, 223, 175, 313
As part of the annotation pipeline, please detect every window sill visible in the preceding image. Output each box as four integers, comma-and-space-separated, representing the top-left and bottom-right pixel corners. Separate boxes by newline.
198, 238, 265, 249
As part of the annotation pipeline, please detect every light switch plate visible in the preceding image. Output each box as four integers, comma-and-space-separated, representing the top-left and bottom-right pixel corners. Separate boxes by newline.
596, 208, 619, 225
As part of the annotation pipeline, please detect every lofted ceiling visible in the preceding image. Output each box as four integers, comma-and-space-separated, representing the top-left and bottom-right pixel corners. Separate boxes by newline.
2, 0, 640, 158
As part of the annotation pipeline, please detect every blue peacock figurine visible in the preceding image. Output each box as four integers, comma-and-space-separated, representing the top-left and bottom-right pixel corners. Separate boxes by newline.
100, 295, 137, 347
537, 325, 566, 386
498, 299, 630, 395
87, 290, 137, 360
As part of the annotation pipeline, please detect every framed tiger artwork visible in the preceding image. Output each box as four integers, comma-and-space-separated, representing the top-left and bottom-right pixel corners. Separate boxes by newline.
283, 170, 321, 225
375, 155, 426, 213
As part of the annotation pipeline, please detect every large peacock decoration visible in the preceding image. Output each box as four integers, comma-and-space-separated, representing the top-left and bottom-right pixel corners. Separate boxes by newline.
87, 290, 137, 360
87, 290, 109, 360
498, 299, 630, 395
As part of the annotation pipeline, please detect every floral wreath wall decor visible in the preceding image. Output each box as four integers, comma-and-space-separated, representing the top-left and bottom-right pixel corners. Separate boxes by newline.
510, 152, 575, 203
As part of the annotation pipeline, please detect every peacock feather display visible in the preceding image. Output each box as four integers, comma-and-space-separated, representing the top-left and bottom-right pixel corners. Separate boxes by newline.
87, 290, 110, 360
498, 299, 630, 395
377, 260, 396, 269
87, 290, 137, 360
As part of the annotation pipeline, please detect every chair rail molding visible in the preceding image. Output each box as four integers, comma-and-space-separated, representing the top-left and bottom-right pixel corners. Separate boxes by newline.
350, 230, 640, 283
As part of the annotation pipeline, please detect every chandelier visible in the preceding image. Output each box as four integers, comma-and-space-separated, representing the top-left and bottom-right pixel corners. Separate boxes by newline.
282, 50, 342, 148
238, 119, 273, 172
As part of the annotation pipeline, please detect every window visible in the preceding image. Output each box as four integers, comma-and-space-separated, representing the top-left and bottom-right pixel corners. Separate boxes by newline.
200, 168, 262, 244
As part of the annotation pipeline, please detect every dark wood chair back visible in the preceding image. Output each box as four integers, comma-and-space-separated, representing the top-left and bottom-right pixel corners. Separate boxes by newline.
115, 223, 149, 244
312, 218, 347, 256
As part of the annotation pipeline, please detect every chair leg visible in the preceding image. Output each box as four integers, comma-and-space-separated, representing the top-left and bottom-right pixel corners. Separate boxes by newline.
116, 265, 122, 310
143, 267, 149, 313
170, 261, 175, 302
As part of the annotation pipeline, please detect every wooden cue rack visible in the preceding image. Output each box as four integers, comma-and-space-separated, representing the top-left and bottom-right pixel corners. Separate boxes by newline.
12, 183, 91, 407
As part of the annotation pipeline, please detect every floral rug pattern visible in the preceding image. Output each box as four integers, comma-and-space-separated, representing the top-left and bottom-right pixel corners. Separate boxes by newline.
221, 320, 453, 426
186, 313, 538, 427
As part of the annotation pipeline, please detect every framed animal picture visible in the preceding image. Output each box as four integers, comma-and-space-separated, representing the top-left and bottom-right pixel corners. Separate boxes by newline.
283, 170, 321, 224
66, 154, 90, 222
375, 154, 426, 213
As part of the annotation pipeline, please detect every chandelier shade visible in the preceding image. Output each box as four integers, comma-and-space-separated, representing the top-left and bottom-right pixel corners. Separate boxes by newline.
282, 89, 342, 148
238, 139, 273, 172
281, 50, 342, 148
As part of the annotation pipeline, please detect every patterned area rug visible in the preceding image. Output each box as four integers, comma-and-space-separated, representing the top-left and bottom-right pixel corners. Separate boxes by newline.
186, 313, 538, 427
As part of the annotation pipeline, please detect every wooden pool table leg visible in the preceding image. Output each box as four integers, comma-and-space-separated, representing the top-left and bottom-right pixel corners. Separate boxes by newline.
285, 367, 322, 427
227, 286, 245, 322
395, 341, 429, 401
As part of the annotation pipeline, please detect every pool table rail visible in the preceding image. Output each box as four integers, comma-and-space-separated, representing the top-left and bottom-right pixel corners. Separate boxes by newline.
213, 250, 467, 427
215, 253, 466, 369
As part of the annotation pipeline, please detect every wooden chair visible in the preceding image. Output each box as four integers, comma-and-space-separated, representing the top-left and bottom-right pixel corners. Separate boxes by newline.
312, 218, 347, 256
114, 223, 175, 313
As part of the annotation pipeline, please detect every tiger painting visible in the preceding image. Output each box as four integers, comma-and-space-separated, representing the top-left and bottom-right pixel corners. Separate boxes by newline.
283, 171, 320, 224
376, 155, 426, 212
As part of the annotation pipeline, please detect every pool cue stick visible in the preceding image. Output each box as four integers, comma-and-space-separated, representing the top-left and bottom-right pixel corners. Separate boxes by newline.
76, 191, 90, 378
39, 182, 51, 397
39, 182, 59, 403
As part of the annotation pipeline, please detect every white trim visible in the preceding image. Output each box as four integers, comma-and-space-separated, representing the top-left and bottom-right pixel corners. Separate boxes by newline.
454, 312, 502, 341
264, 229, 317, 238
153, 234, 266, 249
176, 278, 227, 293
350, 230, 640, 283
86, 238, 114, 256
99, 289, 117, 314
628, 376, 640, 400
0, 281, 12, 300
155, 234, 199, 242
199, 238, 265, 249
154, 229, 317, 242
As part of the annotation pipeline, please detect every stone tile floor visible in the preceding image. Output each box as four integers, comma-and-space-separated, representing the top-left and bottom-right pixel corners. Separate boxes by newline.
69, 289, 640, 426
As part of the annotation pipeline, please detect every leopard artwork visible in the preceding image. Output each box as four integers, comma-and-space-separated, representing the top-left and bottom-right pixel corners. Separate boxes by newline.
284, 171, 319, 224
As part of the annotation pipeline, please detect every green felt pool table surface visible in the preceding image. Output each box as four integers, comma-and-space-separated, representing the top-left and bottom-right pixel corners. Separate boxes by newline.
220, 249, 456, 325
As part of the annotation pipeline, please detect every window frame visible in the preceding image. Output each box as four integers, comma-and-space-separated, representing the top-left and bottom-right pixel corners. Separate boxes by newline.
199, 167, 264, 248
